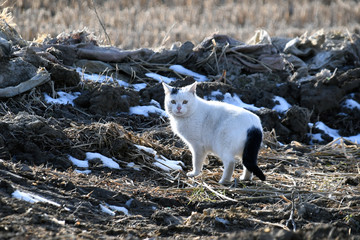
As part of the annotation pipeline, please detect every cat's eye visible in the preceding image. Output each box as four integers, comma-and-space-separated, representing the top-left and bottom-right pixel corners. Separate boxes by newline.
183, 100, 188, 104
171, 100, 176, 104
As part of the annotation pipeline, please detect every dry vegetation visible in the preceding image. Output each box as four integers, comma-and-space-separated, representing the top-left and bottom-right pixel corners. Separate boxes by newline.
3, 0, 360, 49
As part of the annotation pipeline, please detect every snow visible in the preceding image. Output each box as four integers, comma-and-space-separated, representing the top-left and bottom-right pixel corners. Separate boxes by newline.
223, 93, 261, 111
125, 199, 134, 207
129, 105, 167, 117
68, 152, 121, 173
85, 152, 121, 169
135, 144, 184, 172
76, 67, 146, 91
108, 205, 129, 215
145, 72, 175, 84
100, 204, 115, 216
12, 190, 60, 207
132, 83, 147, 91
343, 99, 360, 110
44, 91, 80, 106
169, 65, 208, 82
154, 155, 184, 172
208, 90, 222, 98
215, 217, 230, 225
150, 99, 161, 108
68, 155, 89, 168
310, 122, 360, 143
309, 133, 324, 142
344, 134, 360, 143
206, 91, 261, 111
127, 162, 141, 171
314, 122, 339, 140
273, 96, 292, 113
75, 169, 92, 174
135, 144, 157, 155
100, 204, 130, 216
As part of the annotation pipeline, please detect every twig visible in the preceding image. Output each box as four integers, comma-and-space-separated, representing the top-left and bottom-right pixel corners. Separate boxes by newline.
211, 39, 220, 75
193, 180, 238, 202
227, 48, 273, 72
91, 0, 111, 45
286, 190, 297, 231
161, 23, 177, 47
248, 217, 290, 231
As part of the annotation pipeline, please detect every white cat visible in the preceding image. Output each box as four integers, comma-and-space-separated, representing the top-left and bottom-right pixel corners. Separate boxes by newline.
162, 82, 265, 184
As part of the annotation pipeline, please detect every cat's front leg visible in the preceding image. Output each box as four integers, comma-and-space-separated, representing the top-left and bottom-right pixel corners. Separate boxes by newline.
186, 146, 206, 177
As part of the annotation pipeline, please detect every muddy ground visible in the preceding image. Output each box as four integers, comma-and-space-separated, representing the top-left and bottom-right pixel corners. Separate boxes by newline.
0, 104, 359, 240
0, 26, 360, 239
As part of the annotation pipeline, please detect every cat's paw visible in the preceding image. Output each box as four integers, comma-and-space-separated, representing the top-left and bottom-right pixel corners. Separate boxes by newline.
239, 175, 253, 181
218, 178, 232, 185
186, 171, 200, 177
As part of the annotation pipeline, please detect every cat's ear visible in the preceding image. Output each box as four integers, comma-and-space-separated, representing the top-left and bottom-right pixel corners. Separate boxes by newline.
186, 82, 197, 95
162, 82, 172, 95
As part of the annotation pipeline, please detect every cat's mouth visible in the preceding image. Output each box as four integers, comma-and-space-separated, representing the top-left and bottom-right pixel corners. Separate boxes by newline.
173, 110, 184, 116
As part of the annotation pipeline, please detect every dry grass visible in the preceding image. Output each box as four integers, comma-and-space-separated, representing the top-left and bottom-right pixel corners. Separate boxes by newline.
3, 0, 360, 49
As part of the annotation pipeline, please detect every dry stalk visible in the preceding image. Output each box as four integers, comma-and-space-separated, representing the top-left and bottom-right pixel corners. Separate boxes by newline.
227, 48, 273, 72
248, 217, 290, 231
91, 0, 111, 45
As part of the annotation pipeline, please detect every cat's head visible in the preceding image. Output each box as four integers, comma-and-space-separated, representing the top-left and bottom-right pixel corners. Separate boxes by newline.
162, 82, 197, 118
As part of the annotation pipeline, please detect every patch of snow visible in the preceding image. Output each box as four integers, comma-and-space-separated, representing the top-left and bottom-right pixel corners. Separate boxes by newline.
150, 99, 161, 108
44, 91, 80, 106
100, 203, 130, 216
85, 152, 121, 169
132, 83, 147, 91
68, 155, 89, 168
215, 217, 230, 225
145, 72, 176, 84
125, 199, 134, 207
135, 144, 157, 155
75, 169, 92, 174
169, 65, 208, 82
310, 122, 360, 143
129, 105, 167, 117
115, 79, 130, 88
127, 162, 141, 171
154, 155, 184, 172
135, 144, 184, 172
100, 204, 115, 216
273, 96, 292, 113
76, 67, 146, 92
343, 99, 360, 110
108, 205, 129, 215
12, 190, 60, 207
78, 69, 115, 83
345, 134, 360, 144
206, 91, 261, 111
205, 90, 222, 100
223, 93, 261, 111
314, 122, 340, 140
309, 133, 324, 143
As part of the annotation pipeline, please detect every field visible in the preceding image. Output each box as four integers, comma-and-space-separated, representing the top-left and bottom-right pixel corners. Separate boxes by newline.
4, 0, 360, 49
0, 1, 360, 239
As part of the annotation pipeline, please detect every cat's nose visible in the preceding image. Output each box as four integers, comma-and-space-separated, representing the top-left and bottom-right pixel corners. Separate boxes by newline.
177, 106, 182, 111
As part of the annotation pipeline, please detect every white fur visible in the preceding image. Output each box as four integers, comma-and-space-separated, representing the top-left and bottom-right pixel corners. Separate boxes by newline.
163, 82, 262, 184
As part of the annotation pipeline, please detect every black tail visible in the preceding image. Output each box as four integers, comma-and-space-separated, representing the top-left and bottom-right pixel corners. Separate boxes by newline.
243, 127, 266, 181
